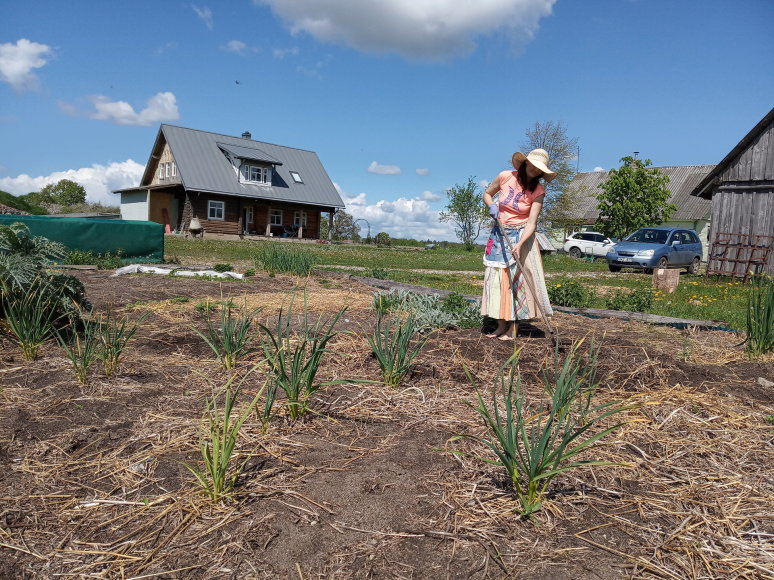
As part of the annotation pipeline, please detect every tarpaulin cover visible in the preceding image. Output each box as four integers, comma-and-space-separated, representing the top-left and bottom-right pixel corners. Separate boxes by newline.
0, 215, 164, 263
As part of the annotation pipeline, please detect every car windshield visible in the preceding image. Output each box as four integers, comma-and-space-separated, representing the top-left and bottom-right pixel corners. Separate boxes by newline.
625, 229, 669, 244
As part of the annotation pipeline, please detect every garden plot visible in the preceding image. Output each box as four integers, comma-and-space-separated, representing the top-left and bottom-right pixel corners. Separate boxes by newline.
1, 270, 772, 579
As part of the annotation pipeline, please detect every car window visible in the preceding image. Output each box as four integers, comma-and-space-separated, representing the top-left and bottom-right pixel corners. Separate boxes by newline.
689, 232, 700, 244
592, 234, 604, 242
627, 229, 668, 244
577, 233, 589, 241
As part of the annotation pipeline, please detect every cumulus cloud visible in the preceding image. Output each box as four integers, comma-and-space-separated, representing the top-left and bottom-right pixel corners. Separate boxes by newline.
224, 40, 248, 54
0, 38, 53, 91
192, 5, 214, 30
255, 0, 555, 60
59, 92, 180, 126
273, 47, 300, 59
593, 166, 605, 172
415, 168, 429, 176
421, 190, 441, 202
334, 184, 456, 241
0, 160, 145, 206
367, 161, 401, 175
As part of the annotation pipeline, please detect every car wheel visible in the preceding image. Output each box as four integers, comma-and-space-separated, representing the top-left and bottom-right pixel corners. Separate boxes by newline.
687, 257, 700, 275
608, 265, 622, 273
569, 247, 582, 259
657, 257, 669, 269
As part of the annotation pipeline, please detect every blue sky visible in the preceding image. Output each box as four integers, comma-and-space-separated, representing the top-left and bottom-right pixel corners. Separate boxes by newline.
1, 0, 772, 241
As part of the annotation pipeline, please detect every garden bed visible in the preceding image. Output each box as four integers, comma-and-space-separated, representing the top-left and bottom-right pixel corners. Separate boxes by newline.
1, 270, 772, 579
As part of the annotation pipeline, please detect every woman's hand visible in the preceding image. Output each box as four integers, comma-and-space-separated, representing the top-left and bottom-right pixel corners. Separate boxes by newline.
488, 203, 499, 220
512, 243, 522, 261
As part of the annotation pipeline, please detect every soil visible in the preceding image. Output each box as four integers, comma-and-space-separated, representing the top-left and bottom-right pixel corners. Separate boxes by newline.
1, 269, 772, 579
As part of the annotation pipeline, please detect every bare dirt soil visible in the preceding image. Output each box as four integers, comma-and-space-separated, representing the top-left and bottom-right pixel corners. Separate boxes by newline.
1, 269, 772, 579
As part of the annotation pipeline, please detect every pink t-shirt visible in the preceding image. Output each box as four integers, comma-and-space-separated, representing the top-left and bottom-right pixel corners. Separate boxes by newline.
494, 170, 545, 224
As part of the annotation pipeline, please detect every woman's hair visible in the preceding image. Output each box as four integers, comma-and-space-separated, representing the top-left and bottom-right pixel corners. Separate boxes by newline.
517, 163, 542, 193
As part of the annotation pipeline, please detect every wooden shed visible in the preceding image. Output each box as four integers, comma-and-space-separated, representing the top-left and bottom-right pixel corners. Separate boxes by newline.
692, 107, 774, 278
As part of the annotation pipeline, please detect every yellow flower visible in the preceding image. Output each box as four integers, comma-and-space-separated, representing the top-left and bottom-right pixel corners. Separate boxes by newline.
556, 284, 562, 287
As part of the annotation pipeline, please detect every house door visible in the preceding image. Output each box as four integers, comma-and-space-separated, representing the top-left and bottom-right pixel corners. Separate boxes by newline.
243, 207, 254, 234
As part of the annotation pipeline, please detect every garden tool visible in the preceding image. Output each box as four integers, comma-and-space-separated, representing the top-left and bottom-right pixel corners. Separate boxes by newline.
494, 217, 558, 343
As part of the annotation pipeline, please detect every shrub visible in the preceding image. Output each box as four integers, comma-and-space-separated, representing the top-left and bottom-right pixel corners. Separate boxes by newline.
255, 244, 315, 276
213, 263, 233, 273
375, 232, 391, 247
547, 279, 592, 308
604, 287, 654, 312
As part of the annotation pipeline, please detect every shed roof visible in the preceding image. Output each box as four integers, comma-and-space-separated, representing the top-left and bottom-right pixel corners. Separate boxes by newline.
691, 107, 774, 199
567, 165, 714, 222
121, 125, 345, 209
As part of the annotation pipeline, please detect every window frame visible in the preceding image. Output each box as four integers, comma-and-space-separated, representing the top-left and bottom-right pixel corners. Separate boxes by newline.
242, 163, 271, 185
293, 210, 308, 227
290, 171, 303, 184
270, 209, 283, 226
208, 200, 225, 221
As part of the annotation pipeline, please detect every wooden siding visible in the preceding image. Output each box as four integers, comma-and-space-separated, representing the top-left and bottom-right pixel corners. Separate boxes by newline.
719, 121, 774, 182
187, 192, 321, 238
150, 143, 182, 187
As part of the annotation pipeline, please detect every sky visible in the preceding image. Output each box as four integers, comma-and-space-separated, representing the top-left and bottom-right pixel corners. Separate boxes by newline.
1, 0, 772, 241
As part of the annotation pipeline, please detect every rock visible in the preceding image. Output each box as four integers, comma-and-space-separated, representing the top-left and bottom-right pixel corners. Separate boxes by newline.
757, 377, 774, 388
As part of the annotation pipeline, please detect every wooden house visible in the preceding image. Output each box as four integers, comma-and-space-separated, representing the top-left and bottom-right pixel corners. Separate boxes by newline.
691, 107, 774, 277
553, 165, 714, 255
114, 125, 345, 239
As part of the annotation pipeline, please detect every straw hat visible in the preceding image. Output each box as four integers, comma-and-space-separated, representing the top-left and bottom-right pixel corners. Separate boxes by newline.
512, 148, 557, 182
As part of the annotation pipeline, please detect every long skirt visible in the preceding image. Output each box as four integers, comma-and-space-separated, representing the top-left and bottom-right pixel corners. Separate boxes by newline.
480, 224, 553, 322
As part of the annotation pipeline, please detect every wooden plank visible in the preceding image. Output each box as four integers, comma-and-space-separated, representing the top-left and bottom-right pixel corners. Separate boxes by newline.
750, 128, 768, 181
765, 124, 774, 180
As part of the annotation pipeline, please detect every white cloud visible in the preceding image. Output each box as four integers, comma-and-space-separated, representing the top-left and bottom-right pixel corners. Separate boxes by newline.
224, 40, 248, 54
60, 92, 180, 126
421, 190, 440, 202
255, 0, 555, 60
415, 168, 429, 176
367, 161, 401, 175
0, 160, 145, 206
192, 5, 214, 30
593, 166, 605, 172
0, 39, 53, 91
273, 47, 300, 59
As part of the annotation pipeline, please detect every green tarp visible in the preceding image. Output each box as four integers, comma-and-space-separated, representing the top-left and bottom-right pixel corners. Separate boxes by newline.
0, 215, 164, 263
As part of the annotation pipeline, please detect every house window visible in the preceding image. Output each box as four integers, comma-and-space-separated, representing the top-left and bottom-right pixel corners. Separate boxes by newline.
165, 162, 170, 177
208, 200, 225, 220
245, 207, 254, 223
171, 162, 177, 177
270, 209, 282, 226
242, 163, 271, 185
158, 165, 165, 180
294, 211, 307, 227
290, 171, 303, 184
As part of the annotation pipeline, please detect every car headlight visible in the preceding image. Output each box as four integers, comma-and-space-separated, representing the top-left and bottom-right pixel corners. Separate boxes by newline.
607, 247, 616, 255
637, 249, 655, 257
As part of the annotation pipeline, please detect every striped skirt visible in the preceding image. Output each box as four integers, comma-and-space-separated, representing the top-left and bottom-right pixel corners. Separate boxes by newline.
480, 224, 553, 322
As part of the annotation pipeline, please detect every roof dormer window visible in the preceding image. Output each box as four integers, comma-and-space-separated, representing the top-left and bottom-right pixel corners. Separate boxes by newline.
241, 163, 271, 185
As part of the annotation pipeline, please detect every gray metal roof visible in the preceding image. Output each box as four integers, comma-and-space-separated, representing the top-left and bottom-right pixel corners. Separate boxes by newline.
216, 142, 282, 165
135, 125, 344, 209
567, 165, 714, 222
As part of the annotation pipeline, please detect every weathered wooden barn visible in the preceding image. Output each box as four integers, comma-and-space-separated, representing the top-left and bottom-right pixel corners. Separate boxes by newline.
691, 107, 774, 277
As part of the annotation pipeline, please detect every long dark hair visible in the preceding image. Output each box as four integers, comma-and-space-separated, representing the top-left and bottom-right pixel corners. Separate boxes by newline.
517, 163, 541, 193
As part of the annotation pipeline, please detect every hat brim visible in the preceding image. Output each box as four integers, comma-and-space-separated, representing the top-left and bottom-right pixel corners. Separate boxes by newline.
512, 151, 557, 182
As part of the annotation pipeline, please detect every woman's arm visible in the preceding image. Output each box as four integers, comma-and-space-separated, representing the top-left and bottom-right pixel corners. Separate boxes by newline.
513, 194, 544, 260
482, 176, 500, 207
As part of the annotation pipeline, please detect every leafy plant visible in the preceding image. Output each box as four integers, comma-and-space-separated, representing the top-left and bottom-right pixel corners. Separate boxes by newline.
213, 263, 233, 273
184, 371, 264, 501
255, 244, 315, 276
369, 267, 390, 280
4, 278, 68, 360
440, 292, 481, 328
243, 268, 256, 277
604, 287, 654, 312
170, 296, 190, 304
97, 309, 146, 377
56, 316, 102, 384
64, 249, 124, 269
257, 296, 346, 420
367, 313, 430, 387
372, 289, 480, 330
195, 300, 217, 315
745, 275, 774, 357
193, 305, 261, 370
547, 279, 592, 308
454, 343, 639, 516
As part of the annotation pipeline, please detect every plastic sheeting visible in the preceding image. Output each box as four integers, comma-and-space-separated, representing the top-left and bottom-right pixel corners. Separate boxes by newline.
0, 215, 164, 262
112, 264, 243, 279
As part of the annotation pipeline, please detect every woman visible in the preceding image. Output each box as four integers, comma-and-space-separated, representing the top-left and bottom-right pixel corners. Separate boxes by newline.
481, 148, 555, 340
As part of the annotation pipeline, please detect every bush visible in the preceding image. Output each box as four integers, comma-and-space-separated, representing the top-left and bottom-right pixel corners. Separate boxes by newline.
213, 263, 233, 273
547, 279, 592, 308
375, 232, 391, 247
605, 287, 654, 312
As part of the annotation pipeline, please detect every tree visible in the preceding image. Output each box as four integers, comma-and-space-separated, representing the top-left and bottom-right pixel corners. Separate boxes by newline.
520, 120, 579, 227
374, 232, 391, 247
320, 209, 361, 241
26, 179, 87, 210
596, 157, 676, 240
439, 176, 488, 252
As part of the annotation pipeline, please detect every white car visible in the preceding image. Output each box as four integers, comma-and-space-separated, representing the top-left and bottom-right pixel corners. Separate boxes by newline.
563, 231, 615, 258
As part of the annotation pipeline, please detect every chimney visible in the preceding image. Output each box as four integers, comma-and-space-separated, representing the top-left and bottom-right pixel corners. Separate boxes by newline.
242, 131, 252, 140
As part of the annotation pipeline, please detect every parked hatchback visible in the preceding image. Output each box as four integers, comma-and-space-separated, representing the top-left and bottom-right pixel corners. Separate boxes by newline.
563, 231, 615, 258
606, 227, 703, 274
